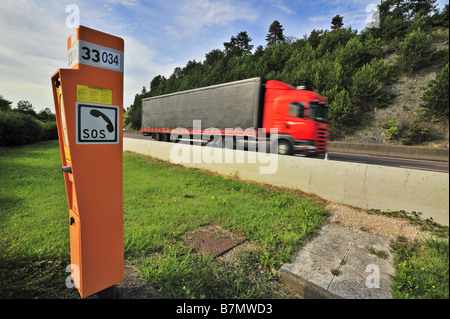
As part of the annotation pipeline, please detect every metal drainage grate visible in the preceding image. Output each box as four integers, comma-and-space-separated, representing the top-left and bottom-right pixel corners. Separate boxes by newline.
185, 226, 243, 258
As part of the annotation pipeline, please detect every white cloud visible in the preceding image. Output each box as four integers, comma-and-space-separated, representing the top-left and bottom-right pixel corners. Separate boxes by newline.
0, 0, 69, 110
122, 36, 177, 106
268, 0, 295, 15
308, 15, 330, 23
164, 0, 259, 38
306, 0, 378, 30
0, 0, 170, 111
105, 0, 140, 5
156, 0, 261, 65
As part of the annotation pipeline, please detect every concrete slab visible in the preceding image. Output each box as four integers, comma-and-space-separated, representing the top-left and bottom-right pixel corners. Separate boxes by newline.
279, 223, 395, 299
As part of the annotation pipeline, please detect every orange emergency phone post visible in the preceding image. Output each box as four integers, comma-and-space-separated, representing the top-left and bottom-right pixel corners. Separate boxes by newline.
51, 26, 124, 298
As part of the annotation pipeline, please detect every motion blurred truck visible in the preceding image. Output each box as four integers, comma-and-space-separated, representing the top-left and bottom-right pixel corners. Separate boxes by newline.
141, 77, 329, 156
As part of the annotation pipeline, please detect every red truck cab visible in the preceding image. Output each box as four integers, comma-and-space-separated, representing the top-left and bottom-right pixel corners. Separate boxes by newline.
262, 80, 329, 156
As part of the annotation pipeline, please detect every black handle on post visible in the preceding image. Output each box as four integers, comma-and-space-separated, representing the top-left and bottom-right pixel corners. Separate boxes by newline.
62, 166, 72, 174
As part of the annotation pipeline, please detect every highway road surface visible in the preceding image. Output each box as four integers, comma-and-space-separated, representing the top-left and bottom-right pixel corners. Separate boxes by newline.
325, 152, 448, 173
124, 132, 449, 173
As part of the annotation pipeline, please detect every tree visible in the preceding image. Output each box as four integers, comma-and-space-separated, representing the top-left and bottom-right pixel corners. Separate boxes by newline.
430, 3, 449, 28
396, 27, 434, 72
331, 15, 344, 30
223, 31, 254, 57
421, 63, 449, 117
328, 88, 354, 136
370, 0, 438, 41
266, 20, 285, 46
350, 58, 389, 109
204, 57, 227, 85
37, 107, 55, 122
16, 100, 36, 117
124, 93, 143, 130
367, 0, 410, 40
260, 42, 293, 78
150, 75, 166, 96
204, 49, 225, 68
0, 95, 12, 112
379, 0, 410, 20
307, 29, 324, 49
253, 45, 264, 59
178, 60, 205, 91
316, 27, 357, 56
406, 0, 437, 18
281, 43, 316, 88
335, 36, 368, 87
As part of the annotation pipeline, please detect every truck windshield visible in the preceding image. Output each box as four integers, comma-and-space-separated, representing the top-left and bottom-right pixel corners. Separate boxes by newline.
309, 101, 328, 123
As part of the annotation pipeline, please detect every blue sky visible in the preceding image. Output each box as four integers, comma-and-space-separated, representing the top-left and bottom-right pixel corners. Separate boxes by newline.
0, 0, 448, 112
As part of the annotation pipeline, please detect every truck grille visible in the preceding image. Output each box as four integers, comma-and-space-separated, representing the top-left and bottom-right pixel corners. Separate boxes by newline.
317, 127, 327, 137
316, 126, 328, 151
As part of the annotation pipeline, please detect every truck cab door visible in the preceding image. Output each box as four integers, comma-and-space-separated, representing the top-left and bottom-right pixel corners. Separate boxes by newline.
286, 102, 307, 140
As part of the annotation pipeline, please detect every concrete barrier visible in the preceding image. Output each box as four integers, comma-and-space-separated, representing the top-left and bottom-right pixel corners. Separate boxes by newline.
328, 141, 449, 162
124, 138, 449, 226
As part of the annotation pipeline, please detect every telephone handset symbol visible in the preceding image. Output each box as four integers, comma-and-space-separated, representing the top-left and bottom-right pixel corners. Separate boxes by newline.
90, 109, 114, 133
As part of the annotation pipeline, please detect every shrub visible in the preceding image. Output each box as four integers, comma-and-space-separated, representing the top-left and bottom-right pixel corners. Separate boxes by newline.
328, 88, 354, 136
421, 63, 449, 118
396, 27, 434, 72
0, 111, 43, 146
403, 122, 435, 145
382, 119, 400, 142
382, 118, 436, 145
335, 37, 368, 84
41, 121, 58, 141
350, 58, 389, 109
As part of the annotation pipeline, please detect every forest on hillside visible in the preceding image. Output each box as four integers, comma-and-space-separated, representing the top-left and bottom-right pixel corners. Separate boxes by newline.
125, 0, 449, 145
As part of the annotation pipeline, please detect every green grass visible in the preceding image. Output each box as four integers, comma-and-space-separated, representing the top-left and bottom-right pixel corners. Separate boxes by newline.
0, 141, 78, 298
0, 140, 329, 299
1, 141, 448, 299
122, 152, 329, 298
391, 236, 449, 299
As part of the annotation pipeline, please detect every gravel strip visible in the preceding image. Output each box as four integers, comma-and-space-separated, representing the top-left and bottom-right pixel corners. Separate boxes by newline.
326, 202, 428, 241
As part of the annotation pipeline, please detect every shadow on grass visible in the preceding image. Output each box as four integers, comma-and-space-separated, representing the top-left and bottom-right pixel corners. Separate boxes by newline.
0, 255, 80, 299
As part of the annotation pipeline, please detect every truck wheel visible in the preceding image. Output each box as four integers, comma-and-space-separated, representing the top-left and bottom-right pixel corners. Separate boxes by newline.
171, 134, 180, 143
163, 134, 170, 142
277, 140, 292, 155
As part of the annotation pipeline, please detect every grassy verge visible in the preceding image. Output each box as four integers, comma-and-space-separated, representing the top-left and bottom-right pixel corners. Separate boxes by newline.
122, 152, 329, 298
0, 140, 329, 298
371, 210, 449, 299
0, 141, 78, 298
391, 236, 449, 299
1, 141, 448, 299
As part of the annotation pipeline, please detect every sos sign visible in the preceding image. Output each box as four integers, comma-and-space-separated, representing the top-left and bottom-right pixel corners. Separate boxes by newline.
76, 103, 119, 144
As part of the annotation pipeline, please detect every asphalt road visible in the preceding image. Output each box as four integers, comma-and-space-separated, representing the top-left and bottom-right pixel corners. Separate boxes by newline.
326, 152, 448, 173
124, 132, 449, 173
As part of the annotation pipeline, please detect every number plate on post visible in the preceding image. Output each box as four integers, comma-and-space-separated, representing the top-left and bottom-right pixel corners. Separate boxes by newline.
68, 40, 123, 72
